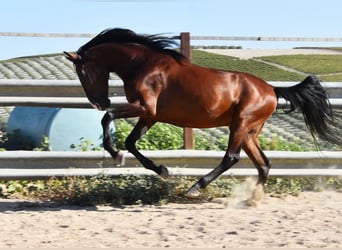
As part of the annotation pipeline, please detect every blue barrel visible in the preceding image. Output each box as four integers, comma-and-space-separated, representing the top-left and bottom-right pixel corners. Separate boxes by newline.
7, 107, 114, 151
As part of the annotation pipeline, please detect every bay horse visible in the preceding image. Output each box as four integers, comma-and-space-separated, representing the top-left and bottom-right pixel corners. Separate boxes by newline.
65, 28, 338, 202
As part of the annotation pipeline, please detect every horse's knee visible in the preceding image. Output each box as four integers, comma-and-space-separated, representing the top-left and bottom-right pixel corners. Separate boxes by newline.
101, 112, 113, 127
224, 152, 240, 168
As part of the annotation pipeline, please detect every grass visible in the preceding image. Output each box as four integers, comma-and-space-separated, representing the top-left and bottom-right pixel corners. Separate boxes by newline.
191, 50, 304, 81
320, 74, 342, 82
1, 175, 341, 206
258, 54, 342, 75
296, 47, 342, 52
191, 50, 342, 82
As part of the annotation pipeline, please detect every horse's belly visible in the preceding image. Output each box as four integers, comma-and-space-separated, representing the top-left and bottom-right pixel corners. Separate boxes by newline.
156, 111, 232, 128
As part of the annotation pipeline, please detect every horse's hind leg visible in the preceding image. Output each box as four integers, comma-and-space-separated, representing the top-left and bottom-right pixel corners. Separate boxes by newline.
242, 125, 271, 205
125, 118, 169, 178
185, 122, 247, 197
242, 125, 271, 185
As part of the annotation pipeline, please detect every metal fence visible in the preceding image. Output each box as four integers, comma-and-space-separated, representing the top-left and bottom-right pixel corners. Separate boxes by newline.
0, 79, 341, 108
0, 30, 341, 179
0, 150, 341, 180
0, 79, 341, 179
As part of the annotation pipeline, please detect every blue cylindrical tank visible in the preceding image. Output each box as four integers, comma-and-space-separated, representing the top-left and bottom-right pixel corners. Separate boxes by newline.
7, 107, 114, 151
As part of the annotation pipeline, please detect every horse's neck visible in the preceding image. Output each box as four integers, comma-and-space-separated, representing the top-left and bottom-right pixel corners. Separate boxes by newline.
105, 44, 147, 80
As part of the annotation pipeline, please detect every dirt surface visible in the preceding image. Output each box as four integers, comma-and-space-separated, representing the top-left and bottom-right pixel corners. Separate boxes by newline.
1, 191, 341, 248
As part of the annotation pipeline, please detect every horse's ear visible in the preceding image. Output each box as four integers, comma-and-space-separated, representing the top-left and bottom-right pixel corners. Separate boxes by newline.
64, 51, 82, 63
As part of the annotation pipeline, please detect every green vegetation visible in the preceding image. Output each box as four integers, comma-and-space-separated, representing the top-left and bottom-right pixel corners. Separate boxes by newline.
113, 119, 313, 151
320, 74, 342, 82
328, 47, 342, 51
191, 50, 304, 81
191, 50, 342, 82
70, 137, 102, 151
1, 175, 341, 205
259, 54, 342, 75
114, 119, 228, 151
1, 119, 334, 206
295, 47, 342, 52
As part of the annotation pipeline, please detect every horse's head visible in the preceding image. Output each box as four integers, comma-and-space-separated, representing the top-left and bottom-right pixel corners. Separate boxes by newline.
64, 51, 111, 111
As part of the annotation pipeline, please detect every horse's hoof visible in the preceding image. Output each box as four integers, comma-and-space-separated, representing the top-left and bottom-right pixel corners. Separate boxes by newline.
246, 198, 259, 207
184, 185, 201, 198
159, 165, 169, 179
246, 184, 265, 207
115, 151, 125, 166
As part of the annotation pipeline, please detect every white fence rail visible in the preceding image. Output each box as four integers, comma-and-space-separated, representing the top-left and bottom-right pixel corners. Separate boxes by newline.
0, 79, 341, 108
0, 80, 341, 179
0, 150, 341, 180
2, 32, 342, 42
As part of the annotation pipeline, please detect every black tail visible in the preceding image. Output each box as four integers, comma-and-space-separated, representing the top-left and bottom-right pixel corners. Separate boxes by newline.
274, 75, 339, 145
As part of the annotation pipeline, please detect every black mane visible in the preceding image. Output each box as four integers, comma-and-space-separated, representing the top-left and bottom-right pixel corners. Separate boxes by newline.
78, 28, 186, 62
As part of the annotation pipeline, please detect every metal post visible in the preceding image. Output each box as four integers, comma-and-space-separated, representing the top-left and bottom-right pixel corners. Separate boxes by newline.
180, 32, 194, 150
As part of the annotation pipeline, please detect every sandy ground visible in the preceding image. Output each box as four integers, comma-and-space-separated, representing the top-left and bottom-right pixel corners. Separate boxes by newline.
0, 191, 341, 248
201, 48, 342, 59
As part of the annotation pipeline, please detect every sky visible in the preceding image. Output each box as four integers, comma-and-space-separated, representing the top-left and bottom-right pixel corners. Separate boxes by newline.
0, 0, 342, 60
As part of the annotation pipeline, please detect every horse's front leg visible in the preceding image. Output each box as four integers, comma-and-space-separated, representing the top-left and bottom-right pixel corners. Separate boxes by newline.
101, 112, 125, 165
101, 101, 168, 177
125, 118, 169, 178
101, 102, 146, 163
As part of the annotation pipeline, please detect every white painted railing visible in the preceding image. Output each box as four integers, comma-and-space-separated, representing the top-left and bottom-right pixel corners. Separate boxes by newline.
0, 80, 341, 108
0, 80, 341, 179
0, 150, 341, 180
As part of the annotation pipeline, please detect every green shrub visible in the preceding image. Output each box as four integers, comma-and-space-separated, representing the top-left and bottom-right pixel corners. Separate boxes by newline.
1, 175, 341, 206
114, 119, 183, 150
265, 177, 342, 197
114, 119, 308, 151
259, 134, 311, 151
69, 137, 102, 151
